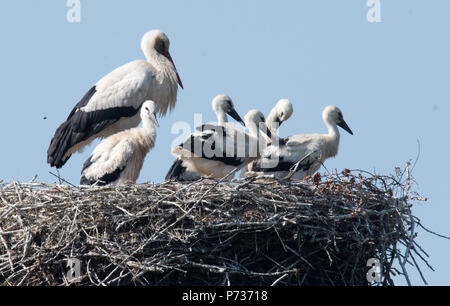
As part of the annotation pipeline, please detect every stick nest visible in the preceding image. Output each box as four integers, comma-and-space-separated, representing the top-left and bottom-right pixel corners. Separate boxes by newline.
0, 166, 432, 286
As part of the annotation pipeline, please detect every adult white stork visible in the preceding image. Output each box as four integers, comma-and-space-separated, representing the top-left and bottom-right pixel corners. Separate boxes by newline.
247, 105, 353, 179
169, 109, 271, 180
265, 99, 294, 134
165, 94, 245, 181
80, 101, 158, 186
48, 29, 183, 168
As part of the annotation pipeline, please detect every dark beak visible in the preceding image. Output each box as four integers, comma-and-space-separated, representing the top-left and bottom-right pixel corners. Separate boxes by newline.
164, 51, 183, 89
258, 123, 272, 139
227, 108, 246, 126
276, 117, 283, 127
337, 119, 353, 135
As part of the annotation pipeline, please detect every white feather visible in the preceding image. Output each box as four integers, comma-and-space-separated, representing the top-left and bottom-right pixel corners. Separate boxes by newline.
81, 101, 158, 186
247, 105, 353, 180
173, 109, 270, 180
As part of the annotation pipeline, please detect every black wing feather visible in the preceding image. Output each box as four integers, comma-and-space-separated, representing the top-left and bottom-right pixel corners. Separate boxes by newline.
251, 156, 314, 173
180, 131, 244, 167
47, 86, 140, 168
165, 159, 188, 181
80, 154, 126, 186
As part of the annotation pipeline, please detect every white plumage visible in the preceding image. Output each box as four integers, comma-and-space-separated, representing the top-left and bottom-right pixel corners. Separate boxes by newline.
242, 99, 293, 177
247, 105, 353, 179
170, 109, 271, 180
265, 99, 294, 134
48, 29, 182, 168
80, 101, 158, 186
165, 94, 245, 181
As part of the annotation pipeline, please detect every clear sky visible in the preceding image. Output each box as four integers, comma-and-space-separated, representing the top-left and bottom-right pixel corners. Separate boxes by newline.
0, 0, 449, 285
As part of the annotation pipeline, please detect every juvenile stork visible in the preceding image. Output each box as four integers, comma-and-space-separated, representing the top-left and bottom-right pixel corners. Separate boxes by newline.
247, 105, 353, 179
265, 99, 294, 135
80, 101, 158, 186
169, 109, 271, 180
165, 94, 245, 181
242, 99, 293, 176
48, 29, 183, 168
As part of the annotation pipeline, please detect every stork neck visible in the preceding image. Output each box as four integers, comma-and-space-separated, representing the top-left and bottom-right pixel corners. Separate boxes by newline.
144, 49, 172, 73
144, 48, 158, 64
216, 110, 228, 126
141, 119, 152, 136
140, 119, 156, 147
265, 110, 279, 133
324, 118, 340, 139
323, 119, 340, 158
247, 123, 259, 137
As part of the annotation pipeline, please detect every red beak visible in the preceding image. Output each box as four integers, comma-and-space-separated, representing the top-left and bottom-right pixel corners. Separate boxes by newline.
164, 51, 183, 89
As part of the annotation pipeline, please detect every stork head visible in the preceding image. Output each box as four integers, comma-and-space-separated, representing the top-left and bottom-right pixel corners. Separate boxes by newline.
212, 94, 245, 126
323, 105, 353, 135
273, 99, 293, 126
142, 30, 170, 55
141, 101, 159, 127
245, 109, 272, 139
141, 30, 183, 89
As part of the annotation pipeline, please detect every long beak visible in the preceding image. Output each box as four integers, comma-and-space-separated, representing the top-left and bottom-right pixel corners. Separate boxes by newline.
276, 117, 283, 127
152, 113, 160, 127
337, 119, 353, 135
164, 51, 184, 89
227, 108, 246, 126
258, 122, 272, 139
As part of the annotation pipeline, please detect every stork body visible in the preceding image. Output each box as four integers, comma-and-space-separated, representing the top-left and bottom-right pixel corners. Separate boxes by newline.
165, 95, 245, 181
242, 99, 293, 177
169, 109, 270, 180
80, 101, 158, 186
48, 30, 182, 168
247, 105, 353, 179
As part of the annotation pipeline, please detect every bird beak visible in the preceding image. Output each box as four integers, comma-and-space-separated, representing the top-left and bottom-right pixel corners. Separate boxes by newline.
227, 108, 246, 127
259, 123, 272, 139
152, 113, 160, 127
276, 117, 283, 127
337, 119, 353, 135
164, 51, 184, 89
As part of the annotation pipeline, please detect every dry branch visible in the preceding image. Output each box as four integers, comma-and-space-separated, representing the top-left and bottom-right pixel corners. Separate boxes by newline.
0, 166, 435, 286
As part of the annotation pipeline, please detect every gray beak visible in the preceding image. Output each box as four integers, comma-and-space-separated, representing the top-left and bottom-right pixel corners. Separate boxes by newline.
151, 113, 159, 127
337, 119, 353, 135
227, 108, 246, 127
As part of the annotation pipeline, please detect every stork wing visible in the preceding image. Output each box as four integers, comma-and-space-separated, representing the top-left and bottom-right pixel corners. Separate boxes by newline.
177, 124, 249, 166
251, 134, 319, 173
176, 129, 216, 157
47, 61, 153, 168
284, 134, 315, 147
81, 137, 135, 185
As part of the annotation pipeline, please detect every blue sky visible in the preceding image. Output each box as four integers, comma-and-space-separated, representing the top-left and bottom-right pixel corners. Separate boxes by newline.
0, 0, 449, 285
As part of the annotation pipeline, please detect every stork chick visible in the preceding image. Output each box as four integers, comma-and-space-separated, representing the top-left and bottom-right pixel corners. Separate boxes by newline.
165, 94, 244, 181
170, 109, 271, 180
248, 105, 353, 180
80, 101, 158, 186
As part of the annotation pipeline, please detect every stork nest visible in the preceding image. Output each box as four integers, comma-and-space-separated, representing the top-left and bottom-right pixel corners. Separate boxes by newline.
0, 165, 434, 286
